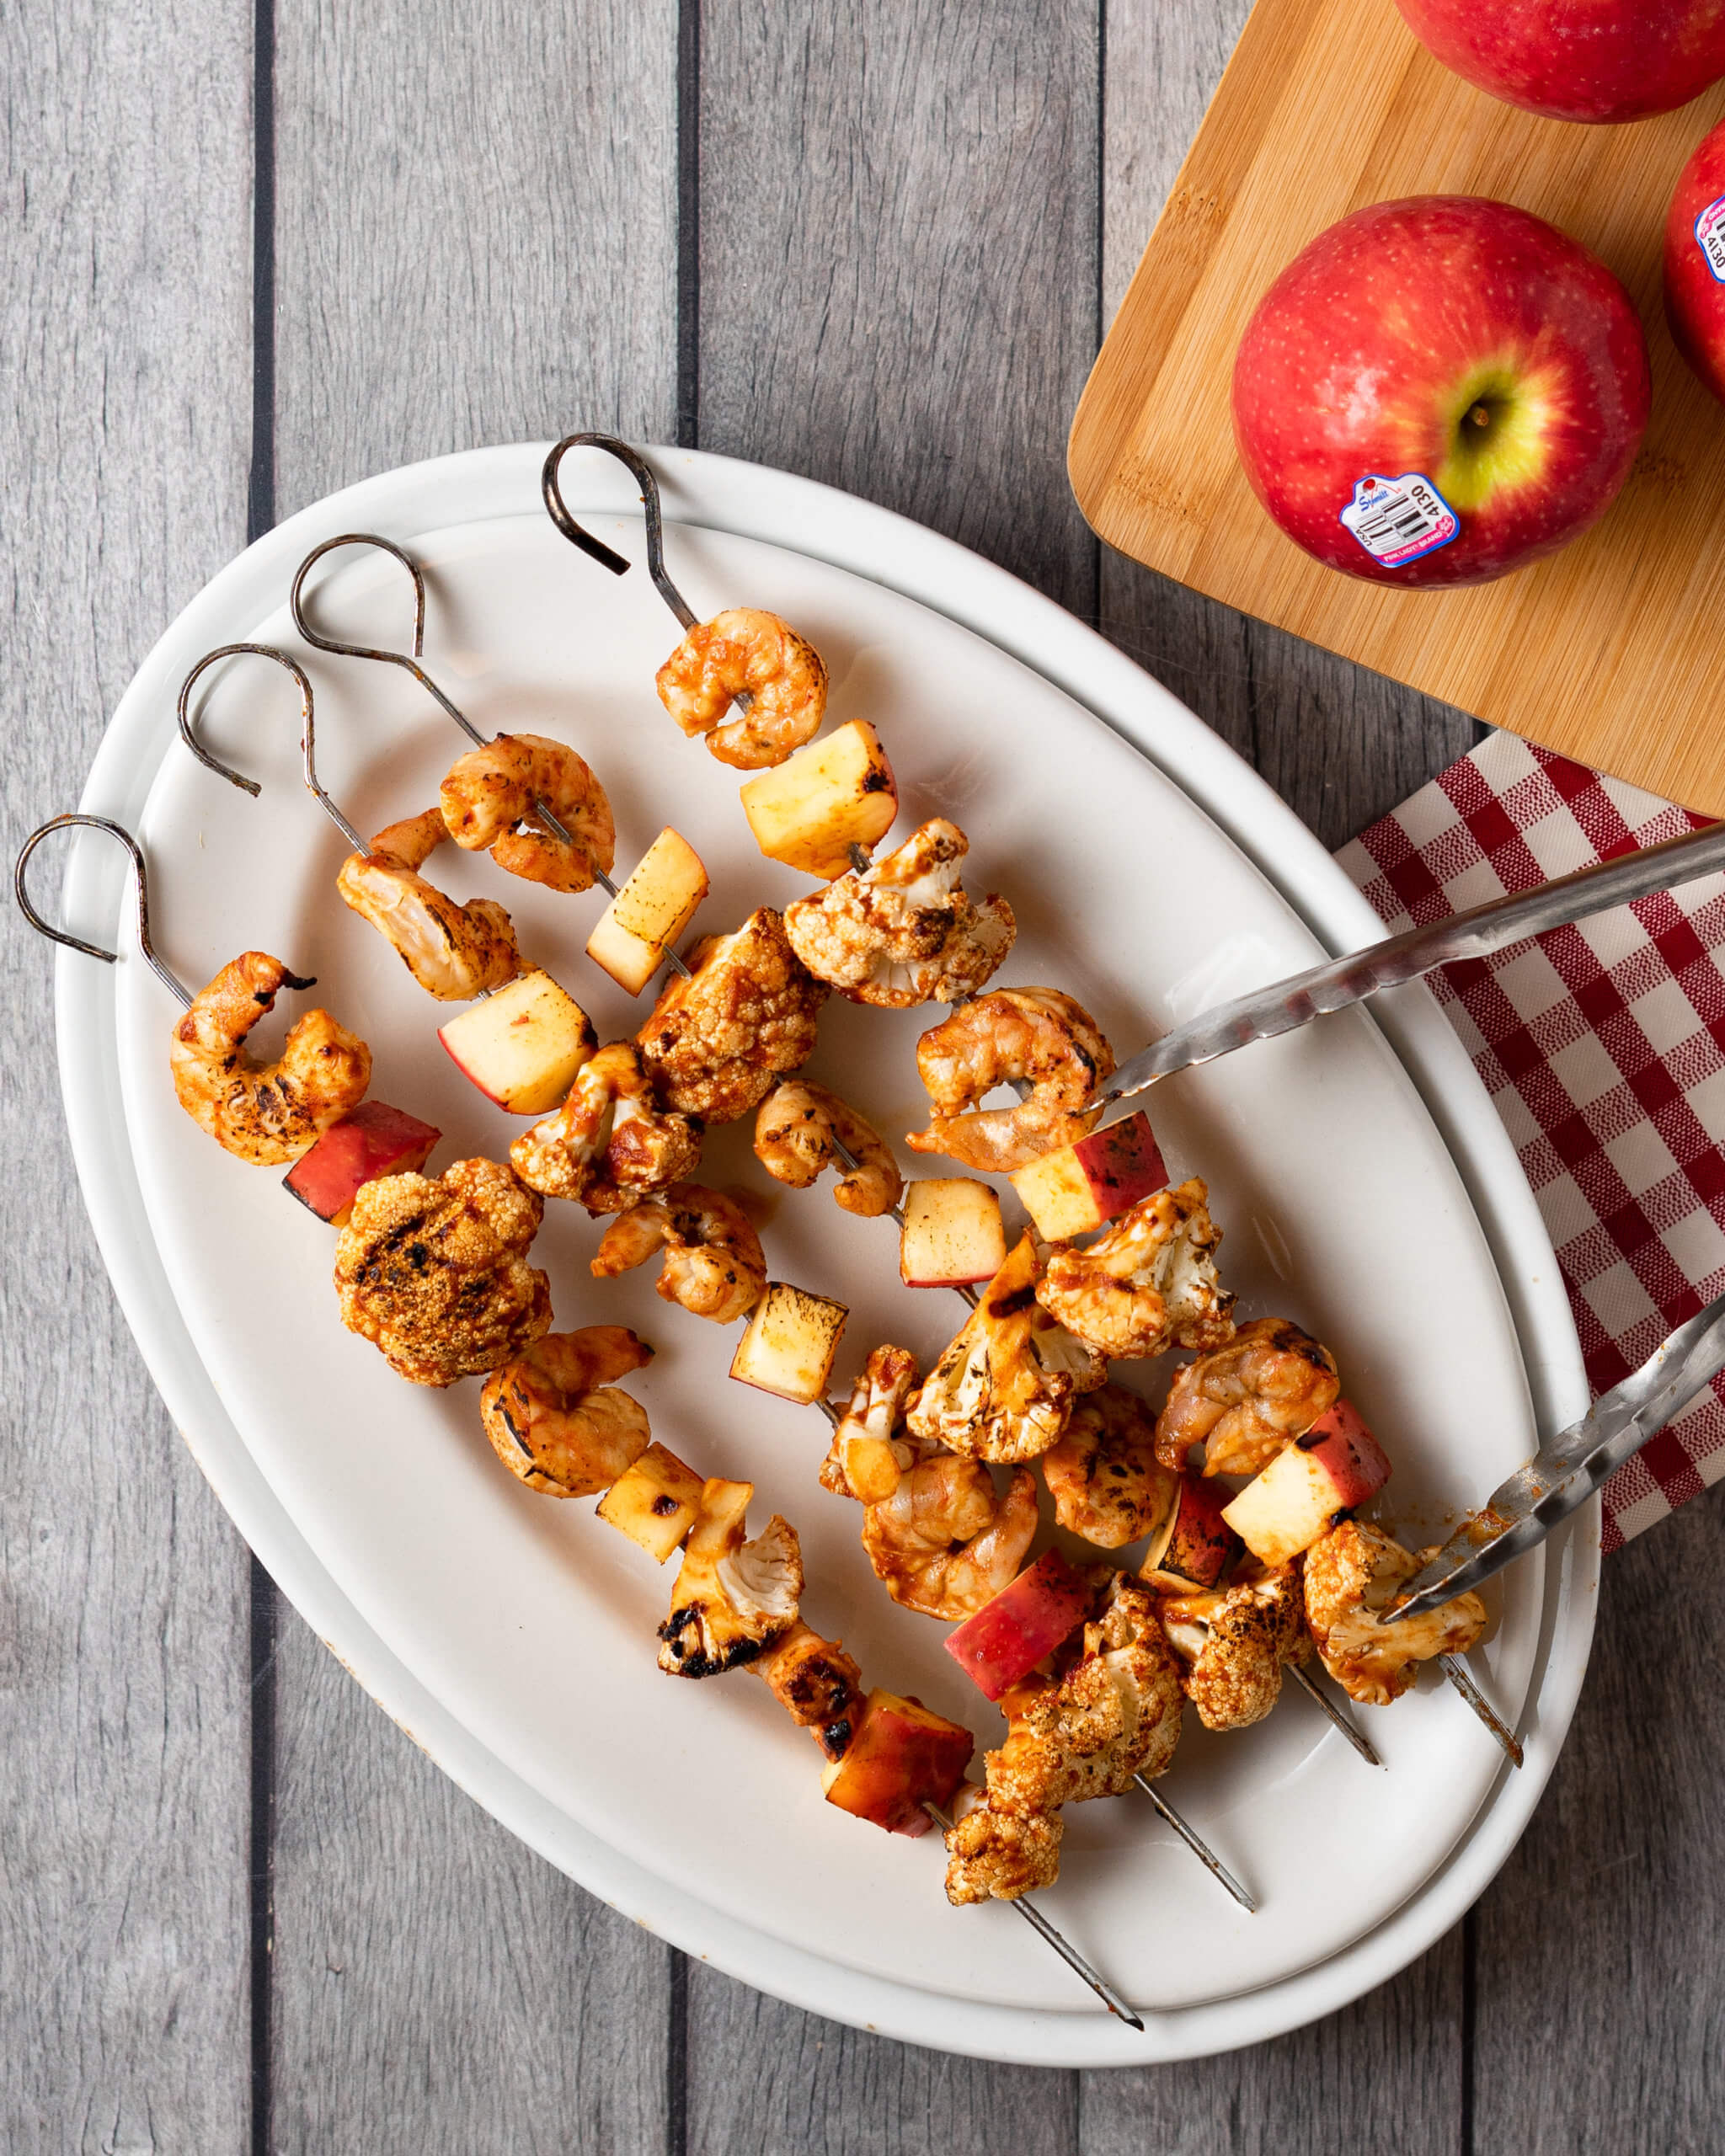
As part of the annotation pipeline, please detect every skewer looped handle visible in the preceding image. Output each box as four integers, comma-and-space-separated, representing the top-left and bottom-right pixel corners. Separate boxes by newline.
14, 814, 193, 1007
176, 643, 367, 855
542, 433, 697, 629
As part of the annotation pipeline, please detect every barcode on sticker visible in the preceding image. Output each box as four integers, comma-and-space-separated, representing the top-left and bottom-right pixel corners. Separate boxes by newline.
1338, 472, 1459, 568
1696, 195, 1725, 282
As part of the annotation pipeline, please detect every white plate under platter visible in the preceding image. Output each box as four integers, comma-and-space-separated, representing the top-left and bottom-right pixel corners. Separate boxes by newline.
45, 443, 1596, 2066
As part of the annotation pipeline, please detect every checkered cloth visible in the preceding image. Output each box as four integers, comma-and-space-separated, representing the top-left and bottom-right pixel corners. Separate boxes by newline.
1337, 733, 1725, 1553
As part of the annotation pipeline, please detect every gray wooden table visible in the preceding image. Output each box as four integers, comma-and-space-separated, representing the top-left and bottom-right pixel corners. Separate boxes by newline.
5, 3, 1722, 2148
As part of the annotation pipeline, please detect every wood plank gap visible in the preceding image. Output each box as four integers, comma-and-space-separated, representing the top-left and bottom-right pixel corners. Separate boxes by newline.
666, 1945, 689, 2156
248, 0, 276, 542
1461, 1906, 1477, 2156
248, 1559, 278, 2156
676, 0, 701, 449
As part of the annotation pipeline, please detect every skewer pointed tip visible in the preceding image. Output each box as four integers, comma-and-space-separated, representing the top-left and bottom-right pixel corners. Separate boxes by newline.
1133, 1776, 1258, 1913
1287, 1662, 1383, 1767
1439, 1654, 1524, 1769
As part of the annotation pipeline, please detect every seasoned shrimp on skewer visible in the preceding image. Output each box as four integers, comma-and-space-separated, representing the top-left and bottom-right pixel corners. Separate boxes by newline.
337, 808, 521, 1001
169, 952, 371, 1166
782, 819, 1015, 1008
1040, 1384, 1173, 1548
655, 608, 827, 769
479, 1325, 655, 1497
750, 1621, 865, 1758
1304, 1521, 1487, 1706
1036, 1175, 1236, 1363
859, 1458, 1039, 1620
1154, 1316, 1339, 1476
590, 1182, 767, 1324
511, 1041, 702, 1214
439, 733, 617, 894
638, 907, 827, 1123
754, 1079, 904, 1218
907, 987, 1115, 1173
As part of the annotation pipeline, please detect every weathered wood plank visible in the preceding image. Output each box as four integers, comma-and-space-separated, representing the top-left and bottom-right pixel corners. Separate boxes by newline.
267, 0, 680, 2143
0, 0, 256, 2145
1472, 1502, 1725, 2156
1097, 0, 1477, 850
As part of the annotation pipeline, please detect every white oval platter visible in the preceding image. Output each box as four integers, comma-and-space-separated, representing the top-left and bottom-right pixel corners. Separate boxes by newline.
45, 442, 1595, 2065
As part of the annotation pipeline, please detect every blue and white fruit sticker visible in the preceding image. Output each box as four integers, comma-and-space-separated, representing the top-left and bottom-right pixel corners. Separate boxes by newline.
1338, 472, 1459, 567
1696, 193, 1725, 282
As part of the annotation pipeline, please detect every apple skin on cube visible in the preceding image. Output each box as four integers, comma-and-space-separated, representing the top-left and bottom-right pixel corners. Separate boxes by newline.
437, 969, 598, 1115
738, 720, 898, 879
820, 1688, 975, 1836
1140, 1472, 1239, 1591
943, 1550, 1094, 1701
1008, 1111, 1169, 1242
899, 1177, 1007, 1287
586, 828, 710, 995
1221, 1398, 1392, 1568
729, 1283, 848, 1405
281, 1102, 441, 1227
595, 1442, 708, 1562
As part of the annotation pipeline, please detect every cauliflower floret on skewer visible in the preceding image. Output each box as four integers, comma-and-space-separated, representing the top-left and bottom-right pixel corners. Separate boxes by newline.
1303, 1520, 1488, 1706
819, 1344, 925, 1501
1036, 1176, 1236, 1362
638, 907, 827, 1123
782, 818, 1016, 1008
907, 1233, 1105, 1465
1155, 1316, 1339, 1475
658, 1479, 805, 1678
510, 1041, 702, 1214
334, 1158, 551, 1387
1159, 1562, 1310, 1732
943, 1785, 1064, 1905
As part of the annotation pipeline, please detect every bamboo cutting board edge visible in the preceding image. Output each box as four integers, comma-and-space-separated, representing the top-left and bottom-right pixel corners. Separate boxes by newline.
1072, 0, 1725, 817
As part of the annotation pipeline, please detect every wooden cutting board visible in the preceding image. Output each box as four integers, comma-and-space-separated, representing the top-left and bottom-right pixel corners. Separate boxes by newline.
1070, 0, 1725, 814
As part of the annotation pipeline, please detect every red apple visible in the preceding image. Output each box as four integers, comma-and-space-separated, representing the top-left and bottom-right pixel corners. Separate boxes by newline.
1394, 0, 1725, 124
1221, 1398, 1392, 1568
943, 1550, 1094, 1701
281, 1102, 441, 1226
1233, 197, 1650, 588
820, 1689, 975, 1836
1007, 1111, 1168, 1242
1140, 1474, 1239, 1593
1666, 117, 1725, 405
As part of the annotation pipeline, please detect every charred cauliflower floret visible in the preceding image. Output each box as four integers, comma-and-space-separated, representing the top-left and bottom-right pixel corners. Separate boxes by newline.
657, 1479, 804, 1678
905, 1233, 1104, 1464
782, 818, 1016, 1008
637, 907, 827, 1123
1159, 1561, 1309, 1732
334, 1157, 552, 1386
943, 1785, 1065, 1905
510, 1041, 702, 1214
1036, 1175, 1236, 1362
819, 1344, 924, 1501
1304, 1520, 1488, 1706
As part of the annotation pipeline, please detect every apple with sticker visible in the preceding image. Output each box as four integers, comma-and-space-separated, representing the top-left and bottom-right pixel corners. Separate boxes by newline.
1392, 0, 1725, 125
1665, 118, 1725, 408
1231, 196, 1650, 589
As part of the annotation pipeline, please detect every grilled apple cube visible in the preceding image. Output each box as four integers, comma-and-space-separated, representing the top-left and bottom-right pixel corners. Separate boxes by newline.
899, 1177, 1007, 1287
281, 1101, 441, 1227
1140, 1472, 1239, 1591
1221, 1400, 1392, 1568
730, 1283, 847, 1405
586, 827, 710, 995
820, 1688, 975, 1836
738, 719, 898, 879
1008, 1111, 1169, 1242
943, 1550, 1094, 1702
595, 1441, 708, 1562
437, 969, 597, 1115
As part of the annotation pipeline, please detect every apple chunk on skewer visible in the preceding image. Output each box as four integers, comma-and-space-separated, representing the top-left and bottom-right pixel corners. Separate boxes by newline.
586, 827, 710, 995
738, 719, 898, 879
899, 1177, 1007, 1287
438, 969, 597, 1115
1221, 1400, 1391, 1568
1008, 1110, 1168, 1242
820, 1688, 975, 1836
943, 1550, 1094, 1702
595, 1441, 708, 1563
1140, 1472, 1238, 1592
282, 1102, 441, 1226
730, 1283, 849, 1405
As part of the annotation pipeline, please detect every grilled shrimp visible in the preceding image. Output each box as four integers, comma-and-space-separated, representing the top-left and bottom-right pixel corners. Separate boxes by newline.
1154, 1316, 1339, 1476
439, 733, 616, 894
337, 808, 521, 1001
753, 1080, 904, 1218
1037, 1176, 1236, 1363
479, 1325, 654, 1497
1039, 1384, 1175, 1549
907, 988, 1115, 1172
169, 952, 371, 1166
859, 1458, 1039, 1620
654, 608, 827, 769
782, 819, 1016, 1007
511, 1041, 702, 1214
590, 1182, 766, 1324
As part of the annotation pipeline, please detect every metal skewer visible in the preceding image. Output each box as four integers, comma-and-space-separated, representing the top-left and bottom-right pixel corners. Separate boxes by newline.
920, 1799, 1146, 2028
1435, 1654, 1524, 1768
15, 815, 195, 1009
1286, 1662, 1382, 1766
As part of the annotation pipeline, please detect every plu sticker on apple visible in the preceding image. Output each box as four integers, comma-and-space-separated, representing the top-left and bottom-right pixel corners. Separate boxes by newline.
1338, 472, 1459, 568
1696, 194, 1725, 282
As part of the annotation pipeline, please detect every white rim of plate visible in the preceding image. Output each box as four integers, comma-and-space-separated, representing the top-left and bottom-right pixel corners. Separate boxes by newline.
48, 440, 1595, 2067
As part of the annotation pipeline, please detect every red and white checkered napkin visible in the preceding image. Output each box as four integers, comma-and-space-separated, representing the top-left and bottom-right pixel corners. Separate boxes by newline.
1335, 732, 1725, 1553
